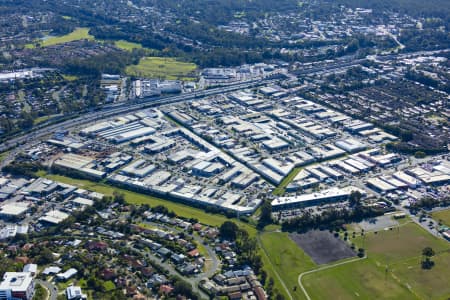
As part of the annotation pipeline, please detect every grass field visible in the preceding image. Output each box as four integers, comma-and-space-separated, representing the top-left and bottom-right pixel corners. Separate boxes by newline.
125, 56, 197, 80
33, 115, 55, 125
431, 208, 450, 227
303, 259, 413, 300
259, 231, 316, 300
41, 27, 93, 47
302, 222, 450, 300
393, 251, 450, 299
114, 40, 144, 51
26, 27, 93, 48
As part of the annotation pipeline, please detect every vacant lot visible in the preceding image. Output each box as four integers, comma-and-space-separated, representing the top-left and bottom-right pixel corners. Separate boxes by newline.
353, 214, 399, 232
125, 57, 197, 80
40, 27, 94, 47
302, 223, 450, 299
290, 230, 356, 264
431, 208, 450, 227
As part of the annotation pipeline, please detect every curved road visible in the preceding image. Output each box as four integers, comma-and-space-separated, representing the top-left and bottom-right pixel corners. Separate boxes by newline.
36, 278, 58, 300
145, 221, 220, 277
140, 221, 221, 299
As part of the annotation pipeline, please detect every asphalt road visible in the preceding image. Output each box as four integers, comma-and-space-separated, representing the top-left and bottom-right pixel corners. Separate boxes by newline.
36, 278, 58, 300
3, 48, 450, 159
0, 78, 276, 154
144, 221, 221, 278
142, 221, 221, 299
132, 246, 210, 300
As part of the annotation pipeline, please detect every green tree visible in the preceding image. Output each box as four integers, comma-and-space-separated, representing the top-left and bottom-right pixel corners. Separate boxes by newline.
414, 151, 426, 158
33, 283, 47, 300
219, 221, 239, 241
349, 191, 362, 207
36, 247, 54, 265
113, 191, 125, 204
422, 247, 435, 258
258, 200, 273, 229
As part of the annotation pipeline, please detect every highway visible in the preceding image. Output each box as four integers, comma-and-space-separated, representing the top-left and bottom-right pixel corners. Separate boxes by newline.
0, 78, 278, 154
3, 48, 447, 158
0, 57, 366, 155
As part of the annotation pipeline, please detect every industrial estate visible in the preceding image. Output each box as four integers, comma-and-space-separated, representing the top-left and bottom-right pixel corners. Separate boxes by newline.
0, 0, 449, 299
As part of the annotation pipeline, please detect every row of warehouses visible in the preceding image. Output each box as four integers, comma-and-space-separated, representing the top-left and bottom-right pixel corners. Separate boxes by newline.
272, 158, 450, 210
367, 161, 450, 194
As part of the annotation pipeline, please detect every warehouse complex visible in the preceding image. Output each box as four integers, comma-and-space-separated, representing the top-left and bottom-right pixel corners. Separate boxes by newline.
18, 83, 447, 215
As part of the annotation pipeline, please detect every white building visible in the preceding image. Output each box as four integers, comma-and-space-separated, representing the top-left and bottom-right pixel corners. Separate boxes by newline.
22, 265, 37, 277
66, 285, 87, 300
57, 269, 77, 281
0, 272, 35, 300
271, 186, 366, 211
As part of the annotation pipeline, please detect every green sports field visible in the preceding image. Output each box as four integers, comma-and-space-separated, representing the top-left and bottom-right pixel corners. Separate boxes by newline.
125, 56, 197, 80
302, 223, 450, 300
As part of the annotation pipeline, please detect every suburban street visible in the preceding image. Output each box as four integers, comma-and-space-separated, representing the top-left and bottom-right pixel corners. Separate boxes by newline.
36, 278, 58, 300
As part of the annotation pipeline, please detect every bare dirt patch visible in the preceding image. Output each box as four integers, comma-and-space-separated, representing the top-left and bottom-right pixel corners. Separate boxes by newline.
289, 230, 356, 264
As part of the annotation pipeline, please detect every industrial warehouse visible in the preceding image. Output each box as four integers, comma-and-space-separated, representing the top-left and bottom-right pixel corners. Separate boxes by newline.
22, 83, 447, 217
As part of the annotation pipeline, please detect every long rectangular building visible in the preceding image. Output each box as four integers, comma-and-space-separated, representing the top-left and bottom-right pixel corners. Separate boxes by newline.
271, 186, 365, 211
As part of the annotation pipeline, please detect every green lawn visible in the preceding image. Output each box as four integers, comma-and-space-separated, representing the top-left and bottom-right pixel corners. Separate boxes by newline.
33, 283, 49, 300
259, 231, 316, 300
114, 40, 143, 51
27, 27, 94, 48
432, 208, 450, 227
303, 259, 413, 300
125, 56, 197, 80
302, 223, 450, 300
353, 222, 449, 263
